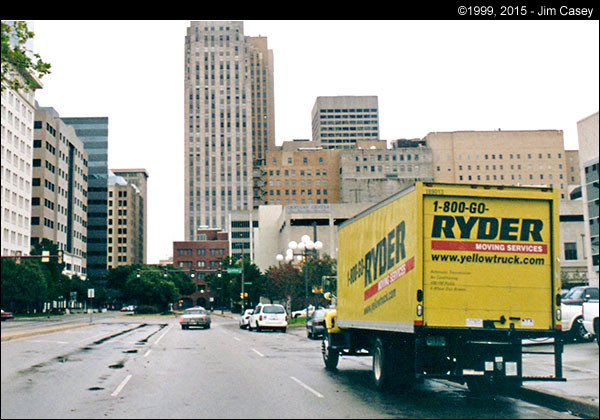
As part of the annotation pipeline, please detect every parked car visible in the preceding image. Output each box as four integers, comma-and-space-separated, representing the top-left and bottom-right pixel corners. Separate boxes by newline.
120, 305, 136, 312
561, 286, 598, 341
179, 307, 211, 329
248, 303, 287, 332
582, 299, 598, 347
306, 308, 330, 339
239, 309, 254, 329
1, 309, 14, 321
292, 305, 315, 319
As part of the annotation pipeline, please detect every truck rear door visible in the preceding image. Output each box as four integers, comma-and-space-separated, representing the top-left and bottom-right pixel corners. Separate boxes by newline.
422, 192, 555, 331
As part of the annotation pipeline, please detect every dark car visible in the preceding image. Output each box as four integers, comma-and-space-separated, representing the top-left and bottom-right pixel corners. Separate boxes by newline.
179, 307, 211, 329
1, 309, 14, 321
562, 286, 598, 305
306, 308, 330, 339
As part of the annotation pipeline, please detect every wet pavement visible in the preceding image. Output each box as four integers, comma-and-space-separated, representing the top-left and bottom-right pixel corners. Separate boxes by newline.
2, 311, 598, 418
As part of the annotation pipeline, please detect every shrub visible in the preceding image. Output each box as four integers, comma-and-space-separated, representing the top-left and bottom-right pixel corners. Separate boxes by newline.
135, 305, 160, 314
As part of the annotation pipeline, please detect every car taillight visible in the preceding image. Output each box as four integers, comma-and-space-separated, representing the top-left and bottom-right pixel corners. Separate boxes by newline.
179, 316, 184, 322
259, 315, 263, 321
285, 315, 288, 321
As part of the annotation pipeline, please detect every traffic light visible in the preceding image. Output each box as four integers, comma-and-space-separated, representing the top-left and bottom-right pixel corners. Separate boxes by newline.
15, 251, 21, 264
57, 250, 63, 264
137, 268, 141, 278
163, 267, 168, 277
190, 269, 196, 279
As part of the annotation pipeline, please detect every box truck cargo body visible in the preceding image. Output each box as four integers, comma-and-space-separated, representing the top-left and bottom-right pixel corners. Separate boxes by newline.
322, 182, 564, 391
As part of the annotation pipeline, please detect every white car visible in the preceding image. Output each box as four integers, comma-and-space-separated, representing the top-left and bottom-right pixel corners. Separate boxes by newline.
582, 300, 598, 346
291, 305, 315, 319
561, 302, 587, 341
248, 303, 287, 332
239, 309, 254, 329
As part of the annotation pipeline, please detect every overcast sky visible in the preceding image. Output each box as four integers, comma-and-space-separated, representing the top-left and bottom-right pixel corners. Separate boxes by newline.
30, 20, 599, 264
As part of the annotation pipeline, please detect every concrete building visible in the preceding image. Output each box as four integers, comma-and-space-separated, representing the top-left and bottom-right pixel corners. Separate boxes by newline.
559, 200, 588, 287
426, 130, 571, 199
311, 96, 379, 149
173, 228, 229, 307
32, 106, 88, 278
227, 209, 257, 262
577, 112, 599, 285
254, 202, 372, 273
62, 116, 109, 279
184, 21, 275, 239
111, 169, 149, 264
106, 171, 144, 269
340, 139, 433, 203
1, 68, 40, 257
263, 139, 341, 205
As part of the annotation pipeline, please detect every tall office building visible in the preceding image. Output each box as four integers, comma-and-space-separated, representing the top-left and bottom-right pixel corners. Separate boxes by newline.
61, 116, 109, 278
577, 112, 599, 285
111, 168, 148, 264
311, 96, 379, 149
184, 21, 275, 240
32, 106, 88, 278
1, 71, 40, 256
106, 170, 145, 269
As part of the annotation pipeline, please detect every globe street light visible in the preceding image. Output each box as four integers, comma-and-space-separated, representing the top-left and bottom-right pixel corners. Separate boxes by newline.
276, 235, 323, 318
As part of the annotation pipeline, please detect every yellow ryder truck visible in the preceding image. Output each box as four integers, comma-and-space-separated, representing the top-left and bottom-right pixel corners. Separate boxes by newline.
322, 182, 565, 392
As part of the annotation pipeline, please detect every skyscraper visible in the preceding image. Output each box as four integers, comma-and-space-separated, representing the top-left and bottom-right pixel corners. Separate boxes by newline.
184, 21, 275, 240
61, 116, 109, 278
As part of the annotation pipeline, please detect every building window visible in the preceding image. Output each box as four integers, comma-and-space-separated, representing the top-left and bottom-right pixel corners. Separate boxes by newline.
564, 242, 577, 260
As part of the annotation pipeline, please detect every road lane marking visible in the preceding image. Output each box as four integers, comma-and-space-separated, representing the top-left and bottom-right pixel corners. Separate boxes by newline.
143, 350, 152, 358
233, 336, 241, 341
290, 376, 324, 398
154, 325, 171, 345
252, 348, 264, 357
111, 374, 132, 397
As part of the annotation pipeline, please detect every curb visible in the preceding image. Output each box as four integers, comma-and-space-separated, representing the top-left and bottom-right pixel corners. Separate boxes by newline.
1, 322, 93, 342
512, 386, 599, 419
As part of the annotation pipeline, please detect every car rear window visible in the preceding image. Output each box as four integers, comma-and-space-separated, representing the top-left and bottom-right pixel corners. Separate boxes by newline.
185, 309, 206, 315
263, 306, 285, 314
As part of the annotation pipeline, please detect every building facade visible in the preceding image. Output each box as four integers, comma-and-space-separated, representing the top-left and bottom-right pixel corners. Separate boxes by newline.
106, 171, 144, 269
425, 130, 571, 200
311, 96, 379, 149
339, 139, 433, 203
263, 139, 341, 205
184, 21, 275, 239
577, 112, 599, 285
32, 106, 88, 278
111, 168, 149, 264
62, 117, 109, 278
1, 72, 39, 257
173, 229, 229, 307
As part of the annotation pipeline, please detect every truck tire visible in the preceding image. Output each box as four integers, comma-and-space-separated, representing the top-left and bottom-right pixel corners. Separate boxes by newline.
372, 338, 392, 389
322, 332, 339, 370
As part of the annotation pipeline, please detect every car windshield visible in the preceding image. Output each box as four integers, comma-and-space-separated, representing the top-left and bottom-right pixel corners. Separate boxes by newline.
263, 306, 285, 314
564, 288, 584, 299
185, 309, 206, 315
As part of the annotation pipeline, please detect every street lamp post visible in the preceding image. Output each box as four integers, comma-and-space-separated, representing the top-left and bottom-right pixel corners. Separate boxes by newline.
276, 235, 323, 318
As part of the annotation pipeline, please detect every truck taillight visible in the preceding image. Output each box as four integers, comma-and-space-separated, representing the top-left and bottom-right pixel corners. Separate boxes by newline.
555, 308, 561, 321
285, 315, 288, 321
416, 304, 423, 317
259, 315, 263, 321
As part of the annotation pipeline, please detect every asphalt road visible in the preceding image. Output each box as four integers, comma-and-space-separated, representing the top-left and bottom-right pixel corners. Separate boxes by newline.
0, 314, 583, 419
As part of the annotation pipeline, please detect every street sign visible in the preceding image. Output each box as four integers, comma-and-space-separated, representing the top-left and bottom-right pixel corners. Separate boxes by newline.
244, 282, 252, 285
227, 268, 242, 274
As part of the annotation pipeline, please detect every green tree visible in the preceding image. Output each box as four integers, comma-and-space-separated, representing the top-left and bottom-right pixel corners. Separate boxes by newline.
1, 258, 48, 313
264, 263, 304, 310
1, 21, 51, 92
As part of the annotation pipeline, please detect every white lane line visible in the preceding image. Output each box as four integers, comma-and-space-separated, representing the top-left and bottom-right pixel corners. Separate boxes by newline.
233, 336, 241, 341
111, 374, 132, 397
252, 348, 264, 357
154, 325, 171, 345
143, 350, 152, 358
290, 376, 324, 398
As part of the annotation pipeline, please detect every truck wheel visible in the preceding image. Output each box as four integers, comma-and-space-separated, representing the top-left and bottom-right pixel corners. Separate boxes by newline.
372, 338, 392, 389
322, 332, 339, 370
